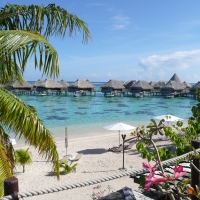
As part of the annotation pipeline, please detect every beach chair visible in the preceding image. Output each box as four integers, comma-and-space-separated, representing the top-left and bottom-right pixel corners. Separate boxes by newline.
68, 153, 83, 162
60, 153, 82, 163
108, 145, 123, 152
124, 142, 134, 150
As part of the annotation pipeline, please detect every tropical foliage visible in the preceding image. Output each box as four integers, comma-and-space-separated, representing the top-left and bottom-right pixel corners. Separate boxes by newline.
133, 117, 199, 162
131, 88, 200, 200
59, 160, 77, 174
15, 148, 32, 173
0, 3, 91, 196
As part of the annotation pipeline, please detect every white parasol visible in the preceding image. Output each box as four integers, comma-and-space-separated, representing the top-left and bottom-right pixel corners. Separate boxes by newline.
104, 122, 136, 145
154, 114, 183, 122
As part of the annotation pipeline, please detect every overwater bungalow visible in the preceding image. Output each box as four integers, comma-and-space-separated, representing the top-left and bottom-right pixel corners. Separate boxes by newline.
181, 81, 192, 96
152, 81, 167, 95
101, 79, 126, 97
160, 74, 185, 97
34, 79, 63, 95
7, 79, 33, 94
183, 81, 192, 88
59, 80, 69, 94
33, 79, 43, 91
124, 80, 136, 90
190, 81, 200, 98
129, 80, 154, 97
160, 81, 185, 97
68, 79, 95, 96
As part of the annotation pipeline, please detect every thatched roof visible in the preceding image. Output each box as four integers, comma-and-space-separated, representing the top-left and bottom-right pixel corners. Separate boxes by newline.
153, 81, 167, 89
149, 81, 157, 86
86, 79, 95, 87
59, 80, 69, 88
33, 79, 43, 87
130, 80, 154, 90
69, 79, 94, 89
10, 79, 32, 88
101, 80, 125, 89
182, 81, 192, 88
169, 73, 182, 83
161, 81, 185, 90
124, 80, 136, 89
34, 79, 63, 89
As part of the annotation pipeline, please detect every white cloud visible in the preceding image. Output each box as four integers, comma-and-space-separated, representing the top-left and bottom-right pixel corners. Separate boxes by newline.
139, 50, 200, 71
111, 15, 130, 30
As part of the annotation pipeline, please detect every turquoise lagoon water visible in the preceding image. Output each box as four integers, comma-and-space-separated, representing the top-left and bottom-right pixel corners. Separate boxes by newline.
16, 82, 196, 142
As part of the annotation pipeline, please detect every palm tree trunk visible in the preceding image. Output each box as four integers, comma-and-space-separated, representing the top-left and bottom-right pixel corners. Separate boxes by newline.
23, 165, 25, 173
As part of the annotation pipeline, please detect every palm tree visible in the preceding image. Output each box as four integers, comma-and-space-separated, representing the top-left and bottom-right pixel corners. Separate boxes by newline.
0, 3, 91, 196
59, 160, 77, 174
15, 149, 32, 173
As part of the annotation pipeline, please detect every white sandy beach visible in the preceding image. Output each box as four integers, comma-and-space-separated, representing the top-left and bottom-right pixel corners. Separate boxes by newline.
13, 132, 172, 200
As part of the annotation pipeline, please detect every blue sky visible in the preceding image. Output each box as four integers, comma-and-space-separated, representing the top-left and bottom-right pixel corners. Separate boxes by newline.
1, 0, 200, 83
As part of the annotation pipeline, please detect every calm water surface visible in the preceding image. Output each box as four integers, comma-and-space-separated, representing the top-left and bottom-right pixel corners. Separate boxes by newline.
17, 82, 197, 141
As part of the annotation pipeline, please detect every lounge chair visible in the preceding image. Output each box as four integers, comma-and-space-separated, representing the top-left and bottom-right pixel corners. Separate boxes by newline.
124, 142, 134, 150
68, 153, 83, 162
108, 145, 123, 152
61, 153, 83, 163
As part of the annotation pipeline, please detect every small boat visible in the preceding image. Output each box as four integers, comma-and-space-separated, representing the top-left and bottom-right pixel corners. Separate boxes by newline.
164, 93, 174, 98
104, 93, 115, 97
134, 92, 144, 98
39, 92, 47, 96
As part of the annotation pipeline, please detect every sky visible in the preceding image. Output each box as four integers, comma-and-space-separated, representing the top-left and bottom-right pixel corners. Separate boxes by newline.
1, 0, 200, 83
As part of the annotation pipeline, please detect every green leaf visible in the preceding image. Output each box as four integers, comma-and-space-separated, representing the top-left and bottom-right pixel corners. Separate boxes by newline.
139, 175, 146, 188
136, 142, 145, 151
139, 174, 146, 188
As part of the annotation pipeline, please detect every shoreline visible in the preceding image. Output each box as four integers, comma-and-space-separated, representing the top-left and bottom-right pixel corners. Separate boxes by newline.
14, 118, 187, 147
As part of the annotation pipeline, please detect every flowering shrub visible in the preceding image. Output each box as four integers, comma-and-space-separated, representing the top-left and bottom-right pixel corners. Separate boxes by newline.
142, 162, 187, 192
128, 89, 200, 200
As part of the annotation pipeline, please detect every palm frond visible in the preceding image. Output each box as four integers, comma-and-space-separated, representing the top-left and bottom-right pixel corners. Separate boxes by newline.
0, 30, 59, 78
0, 137, 13, 197
0, 57, 23, 85
0, 125, 15, 173
0, 87, 60, 178
0, 3, 92, 44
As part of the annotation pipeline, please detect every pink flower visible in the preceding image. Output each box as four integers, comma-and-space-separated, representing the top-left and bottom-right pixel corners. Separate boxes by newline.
142, 163, 187, 191
142, 161, 159, 177
173, 165, 187, 180
144, 175, 168, 191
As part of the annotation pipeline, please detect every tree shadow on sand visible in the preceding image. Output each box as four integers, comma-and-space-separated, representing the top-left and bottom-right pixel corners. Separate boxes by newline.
77, 148, 107, 155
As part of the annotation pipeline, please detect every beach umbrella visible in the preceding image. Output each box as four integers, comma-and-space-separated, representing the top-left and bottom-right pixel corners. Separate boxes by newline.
154, 114, 183, 122
154, 114, 183, 140
104, 122, 136, 145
